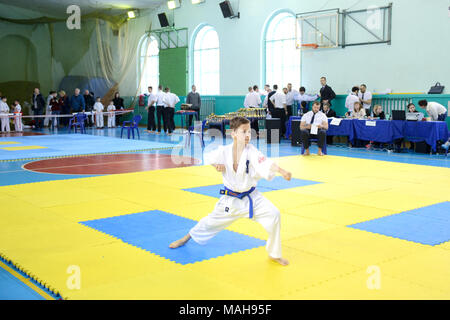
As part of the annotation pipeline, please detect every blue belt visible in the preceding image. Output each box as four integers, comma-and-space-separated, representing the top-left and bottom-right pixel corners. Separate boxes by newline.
220, 186, 256, 219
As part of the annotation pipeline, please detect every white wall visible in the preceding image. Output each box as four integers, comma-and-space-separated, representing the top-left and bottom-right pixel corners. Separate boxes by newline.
117, 0, 450, 96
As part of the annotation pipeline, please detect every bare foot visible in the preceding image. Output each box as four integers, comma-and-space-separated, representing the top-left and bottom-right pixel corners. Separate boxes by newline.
169, 234, 191, 248
270, 257, 289, 266
303, 149, 310, 156
318, 148, 324, 156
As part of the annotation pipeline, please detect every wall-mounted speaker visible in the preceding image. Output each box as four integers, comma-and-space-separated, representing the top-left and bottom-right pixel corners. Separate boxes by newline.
219, 1, 234, 18
158, 13, 170, 28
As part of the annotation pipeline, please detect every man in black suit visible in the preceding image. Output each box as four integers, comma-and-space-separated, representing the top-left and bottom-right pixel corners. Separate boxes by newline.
322, 102, 336, 118
31, 88, 46, 129
319, 77, 336, 109
264, 84, 276, 116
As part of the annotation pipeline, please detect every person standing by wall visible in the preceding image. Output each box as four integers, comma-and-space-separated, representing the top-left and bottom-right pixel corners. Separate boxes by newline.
186, 84, 201, 128
358, 84, 372, 116
319, 77, 336, 109
70, 88, 85, 113
163, 87, 180, 136
269, 84, 288, 138
31, 88, 45, 129
113, 92, 124, 126
83, 89, 95, 127
145, 86, 157, 133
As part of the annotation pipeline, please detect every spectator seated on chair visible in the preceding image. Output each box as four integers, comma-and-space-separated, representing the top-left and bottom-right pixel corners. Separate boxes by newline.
300, 101, 328, 156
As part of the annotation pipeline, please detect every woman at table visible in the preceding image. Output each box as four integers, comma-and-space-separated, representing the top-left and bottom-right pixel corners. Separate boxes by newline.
346, 102, 366, 119
407, 103, 424, 121
369, 105, 385, 120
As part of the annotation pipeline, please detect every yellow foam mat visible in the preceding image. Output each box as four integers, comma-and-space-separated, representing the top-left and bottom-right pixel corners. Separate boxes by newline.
1, 145, 47, 151
0, 141, 20, 145
1, 154, 449, 299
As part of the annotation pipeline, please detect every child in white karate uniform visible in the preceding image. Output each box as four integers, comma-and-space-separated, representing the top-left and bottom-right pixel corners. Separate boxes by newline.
170, 116, 291, 266
13, 100, 23, 132
0, 96, 11, 132
107, 101, 116, 128
93, 97, 104, 128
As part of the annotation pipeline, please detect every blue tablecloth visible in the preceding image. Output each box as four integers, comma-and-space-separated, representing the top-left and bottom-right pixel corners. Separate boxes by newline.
403, 121, 449, 151
288, 117, 449, 151
327, 119, 355, 142
352, 119, 404, 143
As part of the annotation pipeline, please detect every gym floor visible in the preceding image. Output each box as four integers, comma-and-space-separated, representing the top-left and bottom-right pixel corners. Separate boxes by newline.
1, 127, 449, 300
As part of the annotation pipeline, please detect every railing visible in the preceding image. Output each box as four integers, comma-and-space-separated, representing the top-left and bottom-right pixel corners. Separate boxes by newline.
200, 97, 215, 120
372, 96, 413, 116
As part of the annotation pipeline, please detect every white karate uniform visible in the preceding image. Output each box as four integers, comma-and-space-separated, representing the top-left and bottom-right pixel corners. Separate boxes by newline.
14, 105, 23, 132
189, 143, 282, 259
107, 104, 116, 128
0, 101, 10, 132
93, 102, 104, 128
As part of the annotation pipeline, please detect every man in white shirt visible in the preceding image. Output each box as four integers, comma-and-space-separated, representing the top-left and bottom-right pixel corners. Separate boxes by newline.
146, 86, 157, 133
294, 86, 318, 114
162, 87, 180, 135
269, 84, 288, 138
418, 99, 447, 121
300, 101, 328, 156
243, 86, 254, 108
244, 86, 262, 135
285, 83, 298, 118
345, 86, 360, 116
155, 85, 166, 134
358, 84, 372, 116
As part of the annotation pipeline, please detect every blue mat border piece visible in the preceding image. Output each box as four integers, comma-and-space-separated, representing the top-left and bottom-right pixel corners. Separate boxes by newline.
183, 176, 321, 198
348, 201, 450, 246
79, 210, 266, 265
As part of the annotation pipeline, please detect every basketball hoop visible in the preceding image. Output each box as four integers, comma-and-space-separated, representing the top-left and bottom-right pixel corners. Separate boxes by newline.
301, 43, 319, 49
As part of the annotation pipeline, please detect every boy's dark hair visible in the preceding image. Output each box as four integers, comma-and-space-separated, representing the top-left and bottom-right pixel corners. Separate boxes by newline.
406, 103, 415, 109
301, 101, 307, 107
230, 116, 250, 130
312, 101, 321, 107
148, 86, 152, 90
273, 84, 278, 90
253, 85, 258, 91
352, 86, 359, 93
418, 99, 428, 107
1, 96, 6, 100
299, 86, 306, 92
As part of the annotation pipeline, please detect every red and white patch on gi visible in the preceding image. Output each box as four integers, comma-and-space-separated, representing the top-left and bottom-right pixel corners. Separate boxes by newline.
258, 156, 266, 163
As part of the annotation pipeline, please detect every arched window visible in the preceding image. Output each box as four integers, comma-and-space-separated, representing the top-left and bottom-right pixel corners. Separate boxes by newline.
138, 35, 159, 94
263, 11, 300, 89
192, 25, 220, 95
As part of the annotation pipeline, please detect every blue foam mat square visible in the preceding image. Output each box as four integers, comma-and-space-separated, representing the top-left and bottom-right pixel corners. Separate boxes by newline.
183, 176, 320, 198
349, 202, 450, 246
80, 210, 266, 265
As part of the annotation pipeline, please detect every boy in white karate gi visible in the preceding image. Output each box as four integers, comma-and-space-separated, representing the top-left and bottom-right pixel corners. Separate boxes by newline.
93, 97, 104, 128
107, 101, 116, 128
170, 117, 291, 266
13, 100, 23, 132
0, 96, 11, 132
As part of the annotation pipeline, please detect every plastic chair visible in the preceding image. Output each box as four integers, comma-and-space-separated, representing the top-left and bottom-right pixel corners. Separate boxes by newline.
68, 113, 87, 134
121, 114, 142, 139
185, 120, 206, 148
